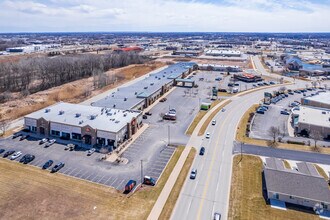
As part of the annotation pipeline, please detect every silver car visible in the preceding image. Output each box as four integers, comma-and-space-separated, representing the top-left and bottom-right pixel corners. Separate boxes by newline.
10, 151, 22, 160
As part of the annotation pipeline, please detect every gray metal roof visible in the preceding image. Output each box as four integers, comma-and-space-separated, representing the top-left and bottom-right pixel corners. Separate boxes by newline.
264, 168, 330, 203
303, 92, 330, 105
297, 162, 321, 177
93, 62, 197, 109
265, 157, 285, 171
25, 102, 141, 133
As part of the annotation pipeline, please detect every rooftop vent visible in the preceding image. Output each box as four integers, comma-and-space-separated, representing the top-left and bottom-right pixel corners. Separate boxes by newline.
123, 113, 127, 117
75, 113, 81, 118
59, 110, 65, 115
322, 111, 326, 114
150, 83, 154, 86
79, 120, 84, 124
144, 86, 148, 89
135, 92, 137, 95
115, 120, 120, 123
113, 104, 116, 108
45, 108, 51, 113
124, 97, 127, 101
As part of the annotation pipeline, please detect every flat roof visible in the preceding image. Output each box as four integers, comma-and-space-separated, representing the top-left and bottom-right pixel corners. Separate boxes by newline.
297, 106, 330, 127
205, 49, 241, 55
93, 62, 196, 109
303, 92, 330, 105
264, 168, 330, 203
25, 102, 141, 133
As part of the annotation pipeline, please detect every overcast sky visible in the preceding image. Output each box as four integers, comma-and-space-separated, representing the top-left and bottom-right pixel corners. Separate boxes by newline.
0, 0, 330, 33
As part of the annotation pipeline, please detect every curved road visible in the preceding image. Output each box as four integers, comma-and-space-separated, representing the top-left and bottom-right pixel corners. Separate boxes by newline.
170, 56, 322, 220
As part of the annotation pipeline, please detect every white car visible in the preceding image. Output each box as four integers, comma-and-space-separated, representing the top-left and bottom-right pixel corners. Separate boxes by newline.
45, 139, 56, 147
211, 120, 216, 125
10, 151, 22, 160
206, 132, 210, 139
87, 148, 96, 156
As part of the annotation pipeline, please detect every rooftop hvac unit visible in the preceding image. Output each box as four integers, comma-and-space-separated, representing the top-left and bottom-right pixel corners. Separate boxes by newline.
59, 110, 65, 115
79, 120, 84, 124
75, 113, 81, 117
45, 108, 51, 113
124, 113, 127, 117
90, 114, 97, 120
115, 120, 120, 123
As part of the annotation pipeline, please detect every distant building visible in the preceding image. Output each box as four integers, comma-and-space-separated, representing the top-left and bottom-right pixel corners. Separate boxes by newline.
198, 64, 242, 72
172, 50, 202, 57
233, 72, 262, 82
205, 49, 241, 57
114, 46, 143, 52
263, 157, 330, 212
301, 92, 330, 109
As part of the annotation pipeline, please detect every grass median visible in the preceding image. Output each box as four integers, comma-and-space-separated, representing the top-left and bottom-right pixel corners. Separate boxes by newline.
228, 155, 319, 220
0, 146, 184, 220
158, 147, 196, 220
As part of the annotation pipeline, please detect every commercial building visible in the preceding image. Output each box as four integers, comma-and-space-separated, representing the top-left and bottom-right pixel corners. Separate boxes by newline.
205, 49, 241, 57
24, 102, 142, 148
92, 62, 197, 110
198, 64, 242, 72
301, 92, 330, 109
264, 157, 330, 212
292, 105, 330, 139
172, 50, 202, 57
233, 72, 263, 82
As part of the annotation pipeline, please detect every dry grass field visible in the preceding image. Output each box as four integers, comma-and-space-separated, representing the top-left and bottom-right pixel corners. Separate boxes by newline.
0, 145, 183, 220
228, 155, 319, 220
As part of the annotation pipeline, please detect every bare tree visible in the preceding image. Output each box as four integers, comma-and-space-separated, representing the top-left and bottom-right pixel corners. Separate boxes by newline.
0, 120, 10, 136
311, 81, 318, 88
279, 86, 286, 93
268, 126, 280, 143
309, 130, 322, 152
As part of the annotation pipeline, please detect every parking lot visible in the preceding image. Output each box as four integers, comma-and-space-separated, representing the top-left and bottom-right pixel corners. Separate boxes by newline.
250, 88, 325, 141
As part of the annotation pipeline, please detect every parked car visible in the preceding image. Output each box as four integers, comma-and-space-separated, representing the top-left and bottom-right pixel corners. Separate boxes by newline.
159, 97, 167, 102
269, 81, 275, 85
190, 169, 197, 179
3, 150, 15, 158
0, 149, 5, 154
221, 108, 226, 112
211, 120, 216, 125
143, 176, 156, 186
142, 115, 148, 119
12, 133, 22, 139
45, 139, 56, 147
214, 212, 221, 220
199, 147, 205, 155
145, 111, 152, 116
19, 135, 30, 141
39, 138, 49, 145
280, 110, 290, 115
42, 160, 54, 169
10, 151, 22, 160
256, 108, 265, 114
215, 77, 222, 81
51, 162, 65, 173
65, 143, 76, 151
87, 148, 96, 156
205, 132, 210, 139
20, 154, 35, 164
124, 180, 137, 193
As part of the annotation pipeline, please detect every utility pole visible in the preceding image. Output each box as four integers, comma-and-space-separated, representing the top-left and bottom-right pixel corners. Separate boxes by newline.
140, 160, 143, 186
168, 125, 170, 146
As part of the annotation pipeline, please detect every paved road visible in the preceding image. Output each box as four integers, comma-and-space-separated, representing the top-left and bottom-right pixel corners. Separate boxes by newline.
233, 143, 330, 165
171, 56, 315, 220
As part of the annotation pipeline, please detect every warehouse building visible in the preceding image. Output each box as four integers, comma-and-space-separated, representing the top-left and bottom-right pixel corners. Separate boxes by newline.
301, 92, 330, 109
24, 102, 142, 148
205, 49, 241, 57
292, 105, 330, 139
264, 157, 330, 212
198, 64, 242, 72
92, 62, 197, 110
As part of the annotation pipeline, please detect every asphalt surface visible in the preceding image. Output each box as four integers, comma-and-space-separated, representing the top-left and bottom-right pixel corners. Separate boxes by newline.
233, 143, 330, 165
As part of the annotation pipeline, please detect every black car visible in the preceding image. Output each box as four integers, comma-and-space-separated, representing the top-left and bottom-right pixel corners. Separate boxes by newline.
19, 135, 30, 141
3, 150, 15, 158
0, 149, 5, 154
20, 154, 35, 164
199, 147, 205, 155
12, 133, 22, 139
142, 115, 148, 119
42, 160, 54, 169
51, 162, 65, 173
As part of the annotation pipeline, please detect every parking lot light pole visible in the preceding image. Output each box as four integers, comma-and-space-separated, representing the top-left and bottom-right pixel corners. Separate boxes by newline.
140, 160, 143, 186
168, 125, 170, 146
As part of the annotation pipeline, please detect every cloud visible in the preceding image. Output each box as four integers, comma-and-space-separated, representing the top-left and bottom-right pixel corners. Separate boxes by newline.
0, 0, 329, 32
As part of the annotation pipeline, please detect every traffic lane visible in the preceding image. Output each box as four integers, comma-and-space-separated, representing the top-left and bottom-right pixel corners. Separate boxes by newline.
235, 143, 330, 165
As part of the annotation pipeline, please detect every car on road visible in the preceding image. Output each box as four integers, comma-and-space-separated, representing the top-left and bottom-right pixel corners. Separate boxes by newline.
20, 154, 35, 164
214, 212, 221, 220
19, 135, 30, 141
3, 150, 15, 158
12, 133, 22, 139
205, 132, 210, 139
199, 147, 205, 155
142, 115, 148, 119
221, 108, 226, 112
211, 120, 216, 125
269, 81, 275, 85
145, 111, 152, 116
39, 138, 49, 145
280, 110, 290, 115
51, 162, 65, 173
0, 149, 5, 154
42, 160, 54, 169
256, 108, 265, 114
87, 148, 96, 156
190, 169, 197, 179
10, 151, 22, 160
45, 139, 56, 147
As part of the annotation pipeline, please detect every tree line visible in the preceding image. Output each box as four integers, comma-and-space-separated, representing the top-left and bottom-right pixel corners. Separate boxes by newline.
0, 52, 148, 102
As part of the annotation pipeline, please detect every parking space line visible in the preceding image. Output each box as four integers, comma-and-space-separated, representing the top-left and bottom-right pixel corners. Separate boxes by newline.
97, 175, 107, 184
115, 179, 125, 189
62, 167, 72, 174
67, 168, 78, 176
90, 175, 100, 182
104, 176, 113, 185
77, 170, 89, 178
73, 169, 84, 177
84, 172, 94, 180
110, 178, 118, 186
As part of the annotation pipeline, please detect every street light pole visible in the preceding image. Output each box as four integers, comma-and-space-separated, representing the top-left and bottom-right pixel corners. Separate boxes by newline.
168, 125, 170, 146
140, 160, 143, 186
